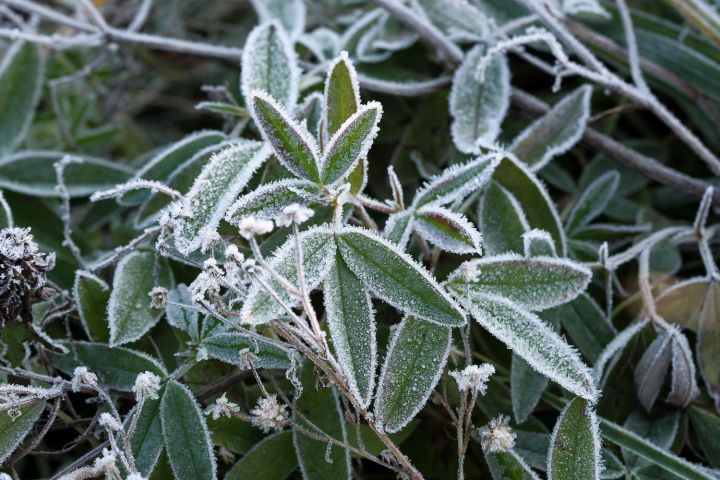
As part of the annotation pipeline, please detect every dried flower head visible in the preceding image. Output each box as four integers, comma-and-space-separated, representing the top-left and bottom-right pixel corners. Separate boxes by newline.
450, 363, 495, 394
98, 412, 122, 432
224, 244, 244, 264
276, 203, 314, 227
132, 371, 161, 402
148, 286, 168, 309
0, 227, 55, 323
238, 216, 274, 239
205, 393, 241, 420
250, 395, 289, 433
200, 229, 221, 254
189, 271, 221, 302
477, 415, 516, 453
93, 448, 120, 479
71, 366, 97, 392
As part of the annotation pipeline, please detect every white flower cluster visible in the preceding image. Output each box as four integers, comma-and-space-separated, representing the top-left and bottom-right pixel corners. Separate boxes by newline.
238, 216, 274, 239
98, 412, 122, 432
477, 415, 516, 453
205, 393, 240, 420
449, 363, 495, 394
132, 371, 161, 402
275, 204, 314, 227
71, 366, 97, 393
250, 395, 289, 433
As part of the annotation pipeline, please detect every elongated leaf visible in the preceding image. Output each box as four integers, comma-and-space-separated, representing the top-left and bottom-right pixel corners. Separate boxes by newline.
634, 329, 673, 412
622, 409, 679, 471
165, 284, 199, 340
242, 227, 335, 324
466, 295, 597, 401
174, 142, 270, 254
523, 229, 557, 257
207, 416, 263, 455
293, 361, 351, 479
128, 395, 164, 477
594, 320, 649, 386
548, 397, 602, 480
383, 210, 414, 248
511, 86, 592, 171
414, 154, 500, 208
0, 151, 133, 198
226, 431, 297, 480
0, 41, 44, 155
73, 270, 110, 343
565, 171, 620, 235
695, 281, 720, 409
252, 92, 320, 181
226, 178, 321, 224
668, 332, 700, 408
241, 21, 299, 109
46, 341, 167, 391
689, 407, 720, 469
414, 0, 490, 41
324, 250, 376, 407
554, 294, 615, 363
450, 45, 509, 153
493, 156, 566, 255
336, 227, 465, 326
415, 206, 482, 254
250, 0, 306, 40
375, 316, 452, 433
512, 354, 549, 424
320, 102, 382, 185
161, 381, 217, 480
447, 254, 591, 311
479, 181, 529, 255
199, 332, 292, 370
0, 400, 45, 464
485, 449, 541, 480
324, 51, 361, 137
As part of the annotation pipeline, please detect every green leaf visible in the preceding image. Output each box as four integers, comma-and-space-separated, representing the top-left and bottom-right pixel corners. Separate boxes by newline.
226, 431, 297, 480
414, 154, 499, 208
241, 21, 299, 109
324, 249, 377, 407
548, 397, 601, 480
375, 316, 452, 433
0, 41, 44, 156
511, 86, 592, 171
166, 284, 199, 340
415, 0, 490, 40
324, 52, 361, 137
251, 0, 306, 40
523, 230, 557, 257
128, 394, 164, 477
485, 449, 541, 480
512, 354, 549, 424
161, 380, 217, 480
73, 270, 110, 343
383, 210, 414, 248
251, 92, 320, 182
293, 361, 351, 480
449, 45, 510, 153
479, 181, 529, 256
447, 254, 591, 311
46, 341, 166, 391
565, 171, 620, 235
0, 400, 45, 464
414, 206, 482, 254
174, 141, 270, 254
226, 178, 321, 224
465, 295, 597, 401
689, 407, 720, 469
634, 330, 673, 412
336, 227, 465, 327
622, 409, 679, 471
199, 332, 293, 370
553, 294, 615, 363
207, 415, 263, 454
320, 102, 382, 185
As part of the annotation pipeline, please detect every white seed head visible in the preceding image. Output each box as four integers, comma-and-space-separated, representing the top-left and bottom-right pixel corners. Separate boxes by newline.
98, 412, 122, 432
250, 395, 289, 433
132, 371, 161, 402
205, 393, 240, 420
477, 415, 516, 453
189, 271, 221, 302
71, 366, 97, 392
450, 363, 495, 394
275, 203, 315, 227
148, 286, 168, 309
0, 227, 38, 261
224, 244, 245, 264
238, 216, 274, 239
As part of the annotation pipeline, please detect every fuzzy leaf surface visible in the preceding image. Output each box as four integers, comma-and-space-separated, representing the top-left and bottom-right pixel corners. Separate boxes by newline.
73, 270, 110, 343
548, 397, 602, 480
415, 206, 482, 254
479, 181, 529, 255
226, 431, 297, 480
0, 400, 45, 464
199, 332, 293, 370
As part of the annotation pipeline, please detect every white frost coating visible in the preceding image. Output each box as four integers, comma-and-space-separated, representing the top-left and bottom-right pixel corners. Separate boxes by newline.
450, 363, 494, 394
276, 204, 314, 227
73, 270, 109, 340
295, 91, 324, 138
562, 0, 610, 19
693, 186, 714, 232
466, 294, 598, 401
668, 329, 700, 407
479, 181, 531, 255
510, 85, 593, 171
478, 415, 516, 452
226, 178, 321, 224
415, 205, 483, 254
411, 0, 490, 42
90, 179, 180, 202
593, 319, 649, 386
241, 226, 336, 325
357, 14, 418, 62
566, 170, 620, 235
387, 166, 404, 209
414, 153, 501, 208
298, 28, 341, 63
241, 21, 299, 110
382, 210, 414, 249
339, 8, 385, 53
547, 398, 603, 480
321, 101, 383, 184
133, 371, 161, 401
450, 45, 510, 154
166, 284, 199, 339
174, 142, 271, 254
523, 229, 556, 257
250, 0, 306, 41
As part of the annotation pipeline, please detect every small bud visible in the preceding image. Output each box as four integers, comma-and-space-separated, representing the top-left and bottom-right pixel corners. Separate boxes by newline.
132, 371, 161, 402
205, 393, 241, 420
71, 366, 98, 392
276, 204, 314, 227
250, 395, 289, 433
148, 287, 168, 309
98, 412, 122, 432
477, 415, 516, 453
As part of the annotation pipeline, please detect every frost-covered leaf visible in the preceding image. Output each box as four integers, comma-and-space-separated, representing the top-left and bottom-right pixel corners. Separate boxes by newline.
622, 409, 679, 472
46, 341, 167, 391
336, 226, 465, 326
667, 330, 700, 408
0, 151, 132, 198
161, 380, 217, 480
251, 92, 320, 182
226, 431, 297, 480
450, 45, 509, 153
128, 394, 164, 477
465, 295, 597, 401
548, 397, 602, 480
321, 102, 382, 185
174, 142, 270, 254
165, 284, 199, 340
415, 206, 482, 254
293, 361, 351, 480
299, 27, 340, 63
447, 254, 591, 311
374, 316, 452, 433
493, 156, 566, 255
562, 0, 610, 19
0, 400, 45, 464
241, 21, 299, 109
73, 270, 110, 343
413, 0, 490, 42
0, 41, 44, 156
122, 130, 226, 205
324, 52, 361, 138
523, 229, 557, 257
688, 407, 720, 469
356, 13, 418, 62
108, 251, 172, 346
485, 449, 541, 480
250, 0, 306, 40
594, 320, 649, 386
565, 171, 620, 235
553, 294, 615, 363
242, 227, 335, 324
511, 86, 592, 171
383, 210, 414, 248
199, 332, 293, 370
479, 181, 529, 255
296, 92, 324, 139
324, 250, 377, 407
512, 354, 550, 424
226, 179, 321, 224
634, 329, 673, 412
414, 154, 500, 208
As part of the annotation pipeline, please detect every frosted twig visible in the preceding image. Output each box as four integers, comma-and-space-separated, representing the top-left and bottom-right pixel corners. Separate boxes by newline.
637, 249, 658, 322
90, 179, 181, 202
0, 27, 102, 48
73, 0, 108, 30
615, 0, 650, 93
291, 222, 324, 346
54, 156, 86, 268
356, 73, 452, 96
693, 187, 719, 278
0, 190, 13, 228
